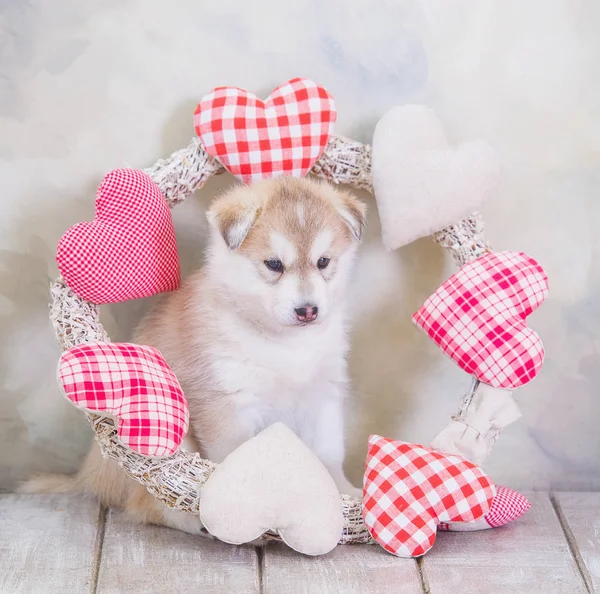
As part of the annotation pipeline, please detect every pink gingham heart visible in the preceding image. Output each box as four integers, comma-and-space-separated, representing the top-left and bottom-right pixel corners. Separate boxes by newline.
58, 343, 189, 458
56, 169, 180, 304
194, 77, 336, 183
362, 436, 495, 557
413, 251, 548, 389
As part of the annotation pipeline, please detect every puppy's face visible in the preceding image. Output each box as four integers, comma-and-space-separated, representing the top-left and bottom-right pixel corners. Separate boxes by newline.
206, 178, 366, 330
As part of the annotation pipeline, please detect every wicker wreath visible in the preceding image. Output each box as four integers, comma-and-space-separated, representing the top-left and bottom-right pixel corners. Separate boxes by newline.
48, 77, 551, 555
49, 130, 497, 545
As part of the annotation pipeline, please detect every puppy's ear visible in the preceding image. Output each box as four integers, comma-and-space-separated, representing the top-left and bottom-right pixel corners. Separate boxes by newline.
207, 186, 263, 250
333, 191, 367, 242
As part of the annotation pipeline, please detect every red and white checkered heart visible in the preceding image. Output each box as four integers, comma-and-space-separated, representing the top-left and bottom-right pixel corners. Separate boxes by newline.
194, 77, 336, 183
363, 435, 495, 558
58, 343, 189, 458
57, 169, 180, 304
413, 251, 549, 389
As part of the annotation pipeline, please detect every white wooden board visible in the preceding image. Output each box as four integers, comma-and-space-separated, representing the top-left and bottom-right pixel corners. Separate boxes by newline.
3, 493, 598, 593
421, 493, 587, 594
95, 509, 260, 594
554, 491, 600, 593
0, 494, 102, 594
262, 542, 424, 594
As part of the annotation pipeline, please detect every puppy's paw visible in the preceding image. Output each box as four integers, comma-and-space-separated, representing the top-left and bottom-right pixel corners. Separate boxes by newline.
333, 476, 363, 501
343, 486, 363, 501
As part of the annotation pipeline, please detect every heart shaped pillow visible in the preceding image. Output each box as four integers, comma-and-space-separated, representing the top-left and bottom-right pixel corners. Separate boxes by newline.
194, 77, 336, 183
371, 105, 501, 250
200, 423, 343, 556
57, 169, 180, 304
413, 251, 549, 388
363, 435, 495, 557
58, 343, 189, 458
439, 485, 531, 532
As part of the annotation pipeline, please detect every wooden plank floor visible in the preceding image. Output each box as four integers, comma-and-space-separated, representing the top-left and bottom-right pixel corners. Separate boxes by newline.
422, 493, 587, 594
0, 493, 597, 594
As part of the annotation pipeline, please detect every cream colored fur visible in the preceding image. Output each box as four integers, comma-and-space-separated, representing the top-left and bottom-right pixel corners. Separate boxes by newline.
22, 177, 367, 535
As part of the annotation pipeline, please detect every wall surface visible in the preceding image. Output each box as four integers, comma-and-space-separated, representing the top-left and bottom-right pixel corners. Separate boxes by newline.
1, 0, 599, 491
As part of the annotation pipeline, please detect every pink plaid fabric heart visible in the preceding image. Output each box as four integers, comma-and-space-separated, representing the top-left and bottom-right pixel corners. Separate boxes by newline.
58, 343, 189, 458
57, 169, 180, 304
363, 435, 495, 557
194, 77, 336, 183
439, 485, 531, 531
413, 251, 548, 389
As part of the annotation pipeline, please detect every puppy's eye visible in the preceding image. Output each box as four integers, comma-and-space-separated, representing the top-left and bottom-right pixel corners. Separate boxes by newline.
264, 259, 284, 273
317, 257, 330, 270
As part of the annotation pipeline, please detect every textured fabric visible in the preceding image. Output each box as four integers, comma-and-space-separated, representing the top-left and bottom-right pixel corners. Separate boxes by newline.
194, 77, 336, 182
372, 105, 501, 250
439, 485, 531, 531
56, 168, 180, 304
363, 435, 495, 557
200, 423, 344, 556
413, 251, 549, 389
429, 384, 521, 466
485, 485, 531, 527
58, 343, 189, 457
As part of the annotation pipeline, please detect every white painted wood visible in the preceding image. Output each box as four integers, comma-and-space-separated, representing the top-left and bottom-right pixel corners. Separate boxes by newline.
422, 493, 587, 593
0, 494, 102, 594
263, 542, 424, 593
96, 509, 260, 593
3, 493, 595, 594
555, 492, 600, 592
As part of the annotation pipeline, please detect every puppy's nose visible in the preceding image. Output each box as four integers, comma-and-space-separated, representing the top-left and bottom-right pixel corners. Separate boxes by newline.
295, 305, 319, 323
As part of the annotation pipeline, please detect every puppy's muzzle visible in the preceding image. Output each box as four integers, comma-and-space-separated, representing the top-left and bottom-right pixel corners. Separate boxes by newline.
294, 305, 318, 323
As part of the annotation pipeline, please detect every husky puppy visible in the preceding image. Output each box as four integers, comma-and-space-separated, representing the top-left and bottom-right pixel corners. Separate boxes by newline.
24, 177, 367, 533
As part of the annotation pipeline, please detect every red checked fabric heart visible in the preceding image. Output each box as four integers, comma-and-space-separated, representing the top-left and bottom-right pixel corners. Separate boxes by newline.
57, 169, 180, 304
194, 77, 336, 183
439, 485, 531, 532
413, 251, 549, 389
363, 435, 495, 558
58, 343, 189, 457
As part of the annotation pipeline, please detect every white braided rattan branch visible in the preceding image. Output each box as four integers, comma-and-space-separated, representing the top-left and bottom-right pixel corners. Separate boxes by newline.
50, 134, 492, 545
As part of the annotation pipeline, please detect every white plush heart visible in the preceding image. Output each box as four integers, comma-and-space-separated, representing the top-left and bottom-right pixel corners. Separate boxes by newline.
372, 105, 501, 250
199, 423, 343, 556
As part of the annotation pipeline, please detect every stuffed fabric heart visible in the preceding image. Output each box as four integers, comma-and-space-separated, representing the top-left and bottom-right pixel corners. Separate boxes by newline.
439, 486, 531, 532
58, 343, 189, 458
194, 77, 336, 183
371, 105, 501, 250
57, 169, 180, 304
363, 435, 495, 558
200, 423, 343, 556
413, 251, 549, 389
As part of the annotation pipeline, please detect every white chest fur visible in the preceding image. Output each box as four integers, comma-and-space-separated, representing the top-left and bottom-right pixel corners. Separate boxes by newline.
207, 312, 349, 435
